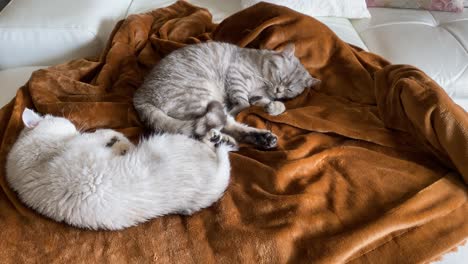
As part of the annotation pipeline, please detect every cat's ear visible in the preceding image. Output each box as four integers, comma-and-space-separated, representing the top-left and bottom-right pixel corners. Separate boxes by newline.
308, 77, 321, 87
22, 108, 43, 128
282, 43, 296, 58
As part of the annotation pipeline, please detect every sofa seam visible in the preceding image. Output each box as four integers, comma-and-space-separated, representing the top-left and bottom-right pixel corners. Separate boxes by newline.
438, 18, 468, 25
124, 0, 136, 18
440, 26, 468, 55
428, 11, 439, 26
355, 16, 468, 32
356, 21, 442, 33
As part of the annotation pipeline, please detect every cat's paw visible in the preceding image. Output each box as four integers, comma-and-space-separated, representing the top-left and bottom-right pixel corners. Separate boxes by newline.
206, 129, 238, 148
219, 134, 237, 148
106, 136, 133, 155
265, 101, 286, 116
207, 129, 222, 144
251, 131, 278, 149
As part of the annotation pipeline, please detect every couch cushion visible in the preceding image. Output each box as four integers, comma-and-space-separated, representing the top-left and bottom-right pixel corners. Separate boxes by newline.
0, 0, 132, 69
0, 66, 44, 107
352, 8, 468, 106
315, 17, 368, 50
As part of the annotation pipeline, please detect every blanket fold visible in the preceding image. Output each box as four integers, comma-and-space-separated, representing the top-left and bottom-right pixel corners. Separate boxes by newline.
0, 1, 466, 263
374, 65, 468, 181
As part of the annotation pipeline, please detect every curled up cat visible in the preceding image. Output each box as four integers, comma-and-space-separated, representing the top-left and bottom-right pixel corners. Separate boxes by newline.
134, 42, 320, 149
6, 108, 234, 230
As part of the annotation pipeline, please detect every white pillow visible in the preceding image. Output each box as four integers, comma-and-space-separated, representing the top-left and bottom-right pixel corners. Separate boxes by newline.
241, 0, 371, 18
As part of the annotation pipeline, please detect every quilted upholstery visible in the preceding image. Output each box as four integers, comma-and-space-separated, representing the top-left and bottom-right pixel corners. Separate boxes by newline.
0, 0, 132, 69
352, 8, 468, 108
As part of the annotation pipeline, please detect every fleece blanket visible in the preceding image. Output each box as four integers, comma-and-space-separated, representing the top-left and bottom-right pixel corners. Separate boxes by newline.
0, 1, 467, 263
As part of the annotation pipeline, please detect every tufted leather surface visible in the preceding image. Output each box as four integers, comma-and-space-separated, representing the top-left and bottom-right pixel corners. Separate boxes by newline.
0, 0, 132, 69
353, 8, 468, 106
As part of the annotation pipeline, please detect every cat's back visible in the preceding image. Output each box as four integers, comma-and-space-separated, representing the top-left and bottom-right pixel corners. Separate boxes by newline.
7, 130, 65, 179
148, 42, 238, 78
135, 42, 240, 113
6, 132, 127, 228
7, 133, 109, 189
168, 42, 237, 64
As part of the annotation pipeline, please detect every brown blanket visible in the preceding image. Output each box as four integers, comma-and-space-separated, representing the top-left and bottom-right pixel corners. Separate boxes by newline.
0, 1, 467, 263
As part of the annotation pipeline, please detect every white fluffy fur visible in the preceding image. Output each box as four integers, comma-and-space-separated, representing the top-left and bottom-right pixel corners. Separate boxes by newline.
6, 109, 233, 230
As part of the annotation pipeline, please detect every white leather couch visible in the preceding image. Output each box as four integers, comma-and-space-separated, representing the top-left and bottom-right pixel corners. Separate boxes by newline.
0, 0, 466, 262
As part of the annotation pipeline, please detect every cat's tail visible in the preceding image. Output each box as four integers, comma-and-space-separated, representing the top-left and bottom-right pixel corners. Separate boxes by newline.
134, 101, 227, 137
193, 101, 227, 137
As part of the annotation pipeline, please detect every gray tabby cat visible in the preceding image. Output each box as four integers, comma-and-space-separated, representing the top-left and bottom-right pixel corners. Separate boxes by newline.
134, 42, 319, 149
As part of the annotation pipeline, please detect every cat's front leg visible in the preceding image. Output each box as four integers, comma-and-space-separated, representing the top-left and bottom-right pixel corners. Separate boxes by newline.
227, 85, 250, 116
229, 100, 250, 116
249, 96, 286, 116
222, 115, 278, 149
249, 96, 271, 107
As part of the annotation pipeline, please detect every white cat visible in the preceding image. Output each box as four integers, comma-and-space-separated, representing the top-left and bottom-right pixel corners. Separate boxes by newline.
6, 108, 234, 230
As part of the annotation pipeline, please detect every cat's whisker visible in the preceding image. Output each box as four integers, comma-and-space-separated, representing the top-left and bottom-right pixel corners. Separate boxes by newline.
76, 120, 88, 133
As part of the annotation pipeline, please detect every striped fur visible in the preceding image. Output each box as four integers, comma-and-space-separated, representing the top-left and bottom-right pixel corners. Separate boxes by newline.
134, 42, 319, 149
